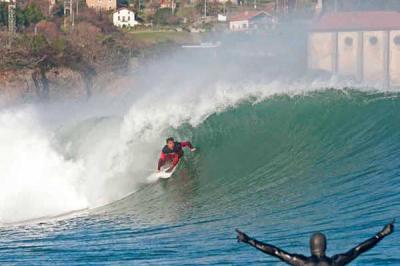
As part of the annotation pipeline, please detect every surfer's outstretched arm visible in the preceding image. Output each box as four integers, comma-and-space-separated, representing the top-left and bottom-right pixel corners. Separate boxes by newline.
333, 221, 394, 265
181, 141, 195, 151
236, 229, 307, 265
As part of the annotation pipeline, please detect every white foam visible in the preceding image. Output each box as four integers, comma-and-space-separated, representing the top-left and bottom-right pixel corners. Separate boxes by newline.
0, 108, 87, 223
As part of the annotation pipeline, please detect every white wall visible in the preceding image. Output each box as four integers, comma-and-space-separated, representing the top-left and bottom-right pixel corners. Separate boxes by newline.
229, 20, 249, 31
337, 32, 359, 77
308, 32, 335, 72
363, 31, 385, 83
390, 30, 400, 87
218, 14, 227, 22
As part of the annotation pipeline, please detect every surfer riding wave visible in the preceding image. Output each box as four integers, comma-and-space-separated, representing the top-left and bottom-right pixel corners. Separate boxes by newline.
157, 137, 196, 173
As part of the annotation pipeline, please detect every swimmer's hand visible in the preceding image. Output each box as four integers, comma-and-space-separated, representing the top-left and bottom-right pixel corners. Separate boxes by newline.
236, 229, 251, 243
379, 219, 395, 237
190, 148, 196, 152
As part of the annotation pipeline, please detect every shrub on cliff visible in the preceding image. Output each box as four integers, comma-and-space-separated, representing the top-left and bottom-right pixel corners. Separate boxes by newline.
51, 37, 67, 54
30, 34, 48, 54
176, 6, 199, 24
154, 8, 180, 25
36, 21, 59, 40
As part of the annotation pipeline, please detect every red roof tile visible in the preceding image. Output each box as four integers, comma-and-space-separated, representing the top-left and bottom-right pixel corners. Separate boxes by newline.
312, 11, 400, 31
230, 11, 271, 22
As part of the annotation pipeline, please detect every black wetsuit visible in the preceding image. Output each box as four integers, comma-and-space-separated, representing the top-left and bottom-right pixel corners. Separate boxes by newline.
236, 222, 394, 266
247, 234, 384, 265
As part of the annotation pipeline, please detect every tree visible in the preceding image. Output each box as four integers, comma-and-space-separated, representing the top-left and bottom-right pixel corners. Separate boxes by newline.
0, 3, 8, 26
30, 34, 49, 54
24, 3, 44, 25
118, 0, 131, 6
176, 6, 199, 24
16, 6, 28, 28
154, 8, 180, 25
13, 3, 44, 29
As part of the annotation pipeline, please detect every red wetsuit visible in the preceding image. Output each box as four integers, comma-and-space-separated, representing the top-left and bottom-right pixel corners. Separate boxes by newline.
158, 141, 193, 170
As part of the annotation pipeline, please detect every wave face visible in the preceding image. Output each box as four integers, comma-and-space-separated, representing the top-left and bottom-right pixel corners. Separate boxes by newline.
0, 89, 399, 264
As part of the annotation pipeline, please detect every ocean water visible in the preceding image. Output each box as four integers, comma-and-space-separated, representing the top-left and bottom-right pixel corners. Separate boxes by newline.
0, 87, 399, 265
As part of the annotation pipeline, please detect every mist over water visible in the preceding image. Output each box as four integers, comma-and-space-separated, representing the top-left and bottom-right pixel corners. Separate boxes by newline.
0, 26, 399, 264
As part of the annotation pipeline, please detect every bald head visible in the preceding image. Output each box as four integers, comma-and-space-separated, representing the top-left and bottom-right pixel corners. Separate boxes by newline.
310, 232, 327, 257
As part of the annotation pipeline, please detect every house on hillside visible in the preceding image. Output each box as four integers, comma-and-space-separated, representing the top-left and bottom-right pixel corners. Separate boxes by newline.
160, 0, 176, 9
218, 14, 227, 22
308, 11, 400, 88
48, 0, 56, 15
229, 11, 274, 32
86, 0, 116, 11
113, 8, 139, 28
216, 0, 238, 4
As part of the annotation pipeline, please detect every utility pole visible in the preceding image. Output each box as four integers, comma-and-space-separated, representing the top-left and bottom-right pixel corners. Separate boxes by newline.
49, 0, 56, 16
8, 0, 16, 34
7, 0, 16, 48
204, 0, 207, 17
64, 0, 75, 30
275, 0, 288, 15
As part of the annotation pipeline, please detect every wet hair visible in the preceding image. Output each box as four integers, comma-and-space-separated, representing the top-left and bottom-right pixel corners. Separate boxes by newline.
166, 137, 175, 143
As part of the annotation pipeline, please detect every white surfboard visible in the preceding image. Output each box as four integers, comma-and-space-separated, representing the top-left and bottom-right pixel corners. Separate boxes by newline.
156, 160, 180, 179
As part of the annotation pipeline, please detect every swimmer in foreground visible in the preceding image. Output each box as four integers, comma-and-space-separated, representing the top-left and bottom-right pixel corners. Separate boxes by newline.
236, 220, 394, 266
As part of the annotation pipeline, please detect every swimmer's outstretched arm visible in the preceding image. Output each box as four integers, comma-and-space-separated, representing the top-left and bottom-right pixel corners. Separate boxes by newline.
236, 229, 307, 266
333, 220, 395, 265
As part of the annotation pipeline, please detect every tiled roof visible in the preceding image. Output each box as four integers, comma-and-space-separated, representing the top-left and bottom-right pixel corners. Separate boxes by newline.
230, 11, 271, 22
312, 11, 400, 31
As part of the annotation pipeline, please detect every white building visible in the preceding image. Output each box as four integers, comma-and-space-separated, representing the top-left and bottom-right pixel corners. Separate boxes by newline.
229, 11, 273, 32
308, 11, 400, 88
218, 14, 227, 22
86, 0, 117, 11
113, 8, 139, 28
